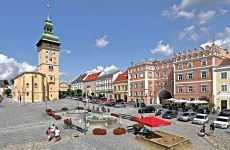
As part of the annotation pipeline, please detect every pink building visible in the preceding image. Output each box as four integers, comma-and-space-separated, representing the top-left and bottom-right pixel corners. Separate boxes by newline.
173, 44, 230, 103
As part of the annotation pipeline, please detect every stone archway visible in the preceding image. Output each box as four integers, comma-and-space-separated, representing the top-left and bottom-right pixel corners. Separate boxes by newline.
157, 89, 172, 104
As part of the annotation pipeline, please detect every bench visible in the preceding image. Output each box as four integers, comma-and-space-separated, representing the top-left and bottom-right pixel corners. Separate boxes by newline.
75, 125, 88, 133
126, 125, 134, 133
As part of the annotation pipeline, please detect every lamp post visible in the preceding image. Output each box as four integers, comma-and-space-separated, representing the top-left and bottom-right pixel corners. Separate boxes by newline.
84, 111, 88, 135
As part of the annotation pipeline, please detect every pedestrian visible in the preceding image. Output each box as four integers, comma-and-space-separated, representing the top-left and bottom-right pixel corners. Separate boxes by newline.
107, 107, 110, 113
54, 126, 60, 142
50, 124, 55, 138
46, 127, 52, 141
210, 123, 215, 133
200, 125, 206, 134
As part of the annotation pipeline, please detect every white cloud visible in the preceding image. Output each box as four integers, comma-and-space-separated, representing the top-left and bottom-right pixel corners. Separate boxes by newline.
86, 65, 118, 74
95, 36, 109, 48
179, 25, 198, 41
180, 0, 230, 9
59, 72, 70, 78
60, 49, 71, 54
200, 26, 209, 32
201, 26, 230, 50
162, 4, 195, 19
198, 10, 216, 24
0, 54, 37, 80
150, 41, 174, 57
219, 9, 228, 15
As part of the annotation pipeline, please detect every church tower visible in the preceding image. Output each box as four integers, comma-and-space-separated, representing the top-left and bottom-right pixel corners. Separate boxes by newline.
36, 8, 60, 100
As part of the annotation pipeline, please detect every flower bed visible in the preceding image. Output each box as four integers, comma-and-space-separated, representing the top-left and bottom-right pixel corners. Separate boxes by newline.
93, 128, 107, 135
110, 113, 119, 117
64, 118, 71, 125
46, 109, 52, 113
129, 116, 139, 121
113, 127, 126, 135
61, 107, 68, 111
54, 115, 62, 120
47, 111, 55, 117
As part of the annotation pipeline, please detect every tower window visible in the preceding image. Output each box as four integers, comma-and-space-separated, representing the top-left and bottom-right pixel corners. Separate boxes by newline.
49, 65, 53, 71
26, 83, 29, 88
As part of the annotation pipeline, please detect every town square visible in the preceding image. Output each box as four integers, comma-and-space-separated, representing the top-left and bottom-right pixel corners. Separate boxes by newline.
0, 1, 230, 150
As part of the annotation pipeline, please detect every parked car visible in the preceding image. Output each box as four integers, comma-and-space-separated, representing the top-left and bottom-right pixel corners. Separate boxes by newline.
213, 116, 230, 129
162, 110, 178, 119
114, 102, 126, 108
126, 101, 136, 107
192, 114, 209, 125
177, 112, 197, 122
219, 109, 230, 117
138, 106, 155, 113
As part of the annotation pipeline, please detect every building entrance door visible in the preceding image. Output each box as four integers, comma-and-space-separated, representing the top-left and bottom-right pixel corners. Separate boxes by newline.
221, 100, 227, 110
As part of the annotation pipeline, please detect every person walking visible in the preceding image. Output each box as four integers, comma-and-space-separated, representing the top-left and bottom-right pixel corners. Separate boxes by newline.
54, 127, 60, 142
46, 127, 52, 141
50, 124, 55, 138
210, 123, 215, 134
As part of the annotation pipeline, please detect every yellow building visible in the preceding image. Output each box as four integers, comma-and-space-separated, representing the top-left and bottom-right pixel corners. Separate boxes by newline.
214, 58, 230, 110
113, 71, 128, 102
59, 82, 70, 92
13, 13, 60, 102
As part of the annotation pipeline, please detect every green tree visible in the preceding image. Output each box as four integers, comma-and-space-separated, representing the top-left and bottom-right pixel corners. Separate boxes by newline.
67, 89, 73, 96
10, 79, 14, 85
76, 89, 83, 96
91, 92, 95, 96
83, 92, 86, 98
4, 88, 11, 96
98, 93, 103, 98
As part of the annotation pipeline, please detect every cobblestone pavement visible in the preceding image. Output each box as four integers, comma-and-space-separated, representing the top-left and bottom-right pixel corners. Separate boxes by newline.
0, 98, 229, 150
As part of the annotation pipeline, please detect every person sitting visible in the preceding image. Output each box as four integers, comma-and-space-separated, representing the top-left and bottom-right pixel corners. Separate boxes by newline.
141, 127, 150, 135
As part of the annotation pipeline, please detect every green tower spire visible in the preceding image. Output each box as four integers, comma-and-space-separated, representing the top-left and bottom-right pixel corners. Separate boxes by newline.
37, 4, 60, 45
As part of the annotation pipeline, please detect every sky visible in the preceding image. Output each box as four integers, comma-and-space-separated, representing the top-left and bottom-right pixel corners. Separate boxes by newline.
0, 0, 230, 82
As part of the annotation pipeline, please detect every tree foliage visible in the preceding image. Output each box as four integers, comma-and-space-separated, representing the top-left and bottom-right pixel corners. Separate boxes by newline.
4, 88, 11, 96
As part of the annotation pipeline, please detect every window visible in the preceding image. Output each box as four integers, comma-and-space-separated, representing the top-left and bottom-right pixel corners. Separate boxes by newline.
140, 83, 144, 88
130, 84, 133, 89
163, 82, 167, 86
187, 86, 194, 92
134, 74, 138, 79
163, 71, 167, 76
27, 92, 29, 96
177, 86, 183, 93
130, 75, 132, 79
187, 62, 193, 69
148, 72, 152, 78
200, 85, 207, 92
26, 83, 29, 88
200, 71, 207, 78
135, 84, 138, 88
50, 76, 53, 81
49, 65, 53, 71
221, 85, 228, 92
114, 86, 116, 92
201, 59, 207, 66
140, 73, 144, 78
118, 86, 120, 91
130, 92, 132, 96
221, 72, 227, 79
34, 83, 38, 88
125, 85, 128, 91
149, 82, 152, 87
178, 64, 183, 70
163, 63, 167, 68
155, 72, 160, 77
135, 91, 138, 96
122, 85, 124, 91
187, 73, 194, 80
178, 74, 183, 80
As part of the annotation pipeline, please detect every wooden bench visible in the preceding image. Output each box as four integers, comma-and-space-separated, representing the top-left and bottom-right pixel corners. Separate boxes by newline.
126, 125, 134, 133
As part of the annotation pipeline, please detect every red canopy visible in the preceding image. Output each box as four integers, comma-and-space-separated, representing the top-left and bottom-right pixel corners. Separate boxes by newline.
135, 116, 171, 128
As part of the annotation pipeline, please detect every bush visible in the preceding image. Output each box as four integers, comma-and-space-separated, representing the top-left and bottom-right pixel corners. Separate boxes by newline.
46, 109, 52, 113
87, 109, 92, 112
64, 118, 71, 125
76, 106, 84, 110
47, 111, 55, 117
61, 107, 68, 111
110, 113, 119, 117
113, 127, 126, 135
134, 123, 144, 129
54, 115, 62, 120
93, 128, 107, 135
129, 116, 139, 121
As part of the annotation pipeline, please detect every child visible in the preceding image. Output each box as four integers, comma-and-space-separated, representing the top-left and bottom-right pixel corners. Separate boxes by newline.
46, 127, 52, 141
54, 127, 60, 141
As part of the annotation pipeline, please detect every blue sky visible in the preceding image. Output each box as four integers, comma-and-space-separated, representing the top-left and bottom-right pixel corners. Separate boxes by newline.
0, 0, 230, 82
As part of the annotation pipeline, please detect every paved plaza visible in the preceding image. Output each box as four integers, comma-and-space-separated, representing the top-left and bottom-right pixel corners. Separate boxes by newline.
0, 98, 229, 150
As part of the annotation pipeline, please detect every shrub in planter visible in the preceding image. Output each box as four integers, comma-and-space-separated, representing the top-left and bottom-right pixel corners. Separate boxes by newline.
64, 118, 71, 125
113, 127, 126, 135
87, 109, 92, 112
61, 107, 68, 111
76, 106, 84, 110
110, 113, 119, 117
47, 111, 55, 116
93, 128, 107, 135
46, 109, 52, 113
129, 116, 139, 121
54, 115, 62, 120
134, 123, 144, 129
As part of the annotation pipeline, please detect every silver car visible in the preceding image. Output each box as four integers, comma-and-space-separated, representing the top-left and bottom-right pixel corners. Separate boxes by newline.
114, 102, 126, 108
178, 112, 197, 122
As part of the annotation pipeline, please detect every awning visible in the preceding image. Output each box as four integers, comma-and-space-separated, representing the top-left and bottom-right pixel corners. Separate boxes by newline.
135, 116, 171, 128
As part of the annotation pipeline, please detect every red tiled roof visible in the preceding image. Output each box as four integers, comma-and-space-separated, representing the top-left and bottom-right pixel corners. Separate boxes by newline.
114, 70, 128, 82
219, 58, 230, 66
84, 72, 101, 82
